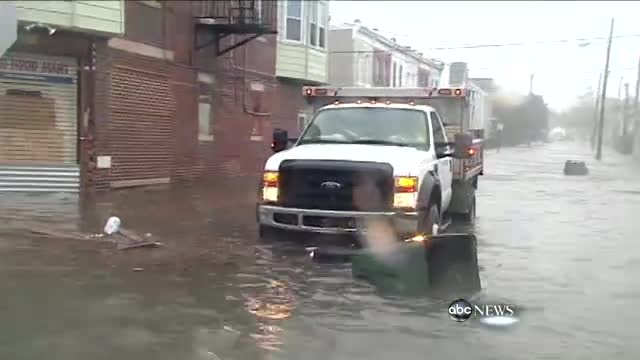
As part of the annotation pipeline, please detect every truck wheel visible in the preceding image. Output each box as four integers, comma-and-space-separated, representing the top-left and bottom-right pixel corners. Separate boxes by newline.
418, 203, 441, 236
460, 193, 476, 224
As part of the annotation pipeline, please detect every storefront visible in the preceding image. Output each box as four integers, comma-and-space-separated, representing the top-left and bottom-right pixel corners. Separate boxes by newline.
0, 52, 78, 165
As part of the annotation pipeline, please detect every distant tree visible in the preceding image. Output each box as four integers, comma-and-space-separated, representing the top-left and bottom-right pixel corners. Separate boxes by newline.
490, 93, 550, 146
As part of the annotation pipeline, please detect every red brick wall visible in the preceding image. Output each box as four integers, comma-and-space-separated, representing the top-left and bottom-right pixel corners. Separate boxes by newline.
87, 0, 309, 189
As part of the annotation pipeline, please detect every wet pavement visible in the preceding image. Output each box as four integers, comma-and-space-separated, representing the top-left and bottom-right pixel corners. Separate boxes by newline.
0, 141, 639, 359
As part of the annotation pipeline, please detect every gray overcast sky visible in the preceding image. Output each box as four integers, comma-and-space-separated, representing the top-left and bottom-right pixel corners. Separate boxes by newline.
328, 1, 640, 111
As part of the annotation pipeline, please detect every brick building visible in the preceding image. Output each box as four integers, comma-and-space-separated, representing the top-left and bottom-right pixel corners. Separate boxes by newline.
92, 0, 330, 190
0, 1, 125, 192
0, 0, 330, 192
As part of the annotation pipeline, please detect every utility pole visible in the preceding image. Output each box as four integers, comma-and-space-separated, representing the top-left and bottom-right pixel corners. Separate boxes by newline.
596, 18, 615, 161
623, 83, 630, 136
529, 74, 534, 95
615, 77, 623, 139
634, 56, 640, 137
591, 73, 602, 150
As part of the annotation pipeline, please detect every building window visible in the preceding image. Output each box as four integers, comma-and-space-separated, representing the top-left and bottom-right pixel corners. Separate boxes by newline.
255, 0, 263, 23
308, 2, 327, 48
198, 84, 213, 142
399, 65, 403, 87
392, 63, 397, 87
359, 55, 370, 85
298, 113, 308, 132
373, 58, 380, 86
286, 0, 303, 42
309, 1, 317, 46
318, 2, 327, 48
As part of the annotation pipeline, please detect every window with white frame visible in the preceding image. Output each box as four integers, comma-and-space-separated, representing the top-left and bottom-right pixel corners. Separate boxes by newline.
358, 55, 369, 85
285, 0, 302, 41
309, 1, 317, 46
318, 2, 327, 48
392, 62, 397, 87
363, 55, 373, 86
307, 1, 328, 48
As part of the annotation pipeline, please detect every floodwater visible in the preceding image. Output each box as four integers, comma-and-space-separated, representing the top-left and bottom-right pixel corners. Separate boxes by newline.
0, 141, 638, 359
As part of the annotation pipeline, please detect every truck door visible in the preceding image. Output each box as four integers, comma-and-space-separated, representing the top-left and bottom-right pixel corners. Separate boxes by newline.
430, 111, 453, 211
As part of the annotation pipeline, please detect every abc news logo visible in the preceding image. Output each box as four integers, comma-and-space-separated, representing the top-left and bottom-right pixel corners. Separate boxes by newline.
448, 298, 515, 322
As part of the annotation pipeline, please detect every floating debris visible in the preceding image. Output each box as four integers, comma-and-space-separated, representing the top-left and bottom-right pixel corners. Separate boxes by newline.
104, 216, 121, 235
564, 160, 589, 176
102, 217, 162, 250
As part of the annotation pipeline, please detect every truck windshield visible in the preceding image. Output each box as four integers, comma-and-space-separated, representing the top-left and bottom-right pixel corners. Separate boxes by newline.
297, 107, 430, 150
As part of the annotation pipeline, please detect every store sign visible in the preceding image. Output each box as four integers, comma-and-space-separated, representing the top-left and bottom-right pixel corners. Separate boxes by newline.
0, 57, 72, 76
0, 2, 17, 57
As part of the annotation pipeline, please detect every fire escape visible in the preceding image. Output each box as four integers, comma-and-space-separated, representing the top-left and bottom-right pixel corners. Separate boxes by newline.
193, 0, 277, 56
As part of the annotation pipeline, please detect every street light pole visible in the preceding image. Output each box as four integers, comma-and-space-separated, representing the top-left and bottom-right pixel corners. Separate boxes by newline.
596, 18, 615, 161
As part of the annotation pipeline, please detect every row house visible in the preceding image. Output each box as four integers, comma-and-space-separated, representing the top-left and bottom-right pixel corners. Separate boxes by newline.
328, 20, 444, 89
0, 0, 329, 192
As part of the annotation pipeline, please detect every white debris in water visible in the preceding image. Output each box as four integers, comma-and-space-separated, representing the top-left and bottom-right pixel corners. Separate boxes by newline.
479, 316, 520, 327
104, 216, 121, 235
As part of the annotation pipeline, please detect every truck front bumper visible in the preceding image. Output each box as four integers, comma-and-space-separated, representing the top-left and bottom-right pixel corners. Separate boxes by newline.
257, 204, 419, 236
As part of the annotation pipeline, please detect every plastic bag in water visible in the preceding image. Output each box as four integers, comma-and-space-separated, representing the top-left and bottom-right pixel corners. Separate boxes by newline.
104, 216, 121, 235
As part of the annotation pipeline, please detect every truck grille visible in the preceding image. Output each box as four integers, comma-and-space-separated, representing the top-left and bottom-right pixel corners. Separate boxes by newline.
278, 160, 394, 211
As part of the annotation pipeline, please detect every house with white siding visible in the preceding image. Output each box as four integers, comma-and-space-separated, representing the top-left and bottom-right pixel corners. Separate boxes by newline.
328, 20, 443, 88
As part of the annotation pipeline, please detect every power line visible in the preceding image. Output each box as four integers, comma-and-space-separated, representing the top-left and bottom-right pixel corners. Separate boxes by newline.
329, 33, 640, 54
429, 33, 640, 50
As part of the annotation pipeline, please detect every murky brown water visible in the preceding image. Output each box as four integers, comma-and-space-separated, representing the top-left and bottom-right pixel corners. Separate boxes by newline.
0, 142, 638, 359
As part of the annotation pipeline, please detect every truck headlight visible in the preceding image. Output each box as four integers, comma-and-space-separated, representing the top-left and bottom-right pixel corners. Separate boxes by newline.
393, 176, 418, 210
262, 171, 279, 202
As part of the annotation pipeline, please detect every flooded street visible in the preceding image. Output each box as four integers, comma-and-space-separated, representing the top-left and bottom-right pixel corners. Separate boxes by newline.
0, 141, 639, 360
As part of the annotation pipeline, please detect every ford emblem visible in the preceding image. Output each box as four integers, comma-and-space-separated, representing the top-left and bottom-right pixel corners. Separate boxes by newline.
320, 181, 342, 191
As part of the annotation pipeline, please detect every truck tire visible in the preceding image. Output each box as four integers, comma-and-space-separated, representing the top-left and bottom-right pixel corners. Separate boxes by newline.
259, 225, 279, 241
418, 203, 441, 236
459, 193, 476, 224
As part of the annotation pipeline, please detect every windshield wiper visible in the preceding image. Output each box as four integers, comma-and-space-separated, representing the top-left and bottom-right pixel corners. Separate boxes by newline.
348, 139, 411, 147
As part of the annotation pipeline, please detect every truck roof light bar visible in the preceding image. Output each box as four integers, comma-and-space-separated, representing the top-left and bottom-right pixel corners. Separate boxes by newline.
302, 86, 468, 98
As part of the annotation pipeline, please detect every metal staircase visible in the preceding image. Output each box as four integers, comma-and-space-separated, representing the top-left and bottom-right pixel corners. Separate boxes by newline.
0, 165, 80, 192
193, 0, 277, 56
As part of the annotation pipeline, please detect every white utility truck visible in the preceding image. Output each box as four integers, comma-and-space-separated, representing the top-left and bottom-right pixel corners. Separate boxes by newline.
256, 86, 487, 239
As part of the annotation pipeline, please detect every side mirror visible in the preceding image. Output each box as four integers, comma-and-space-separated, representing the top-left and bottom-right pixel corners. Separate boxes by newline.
271, 128, 289, 153
435, 142, 454, 159
453, 133, 473, 159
